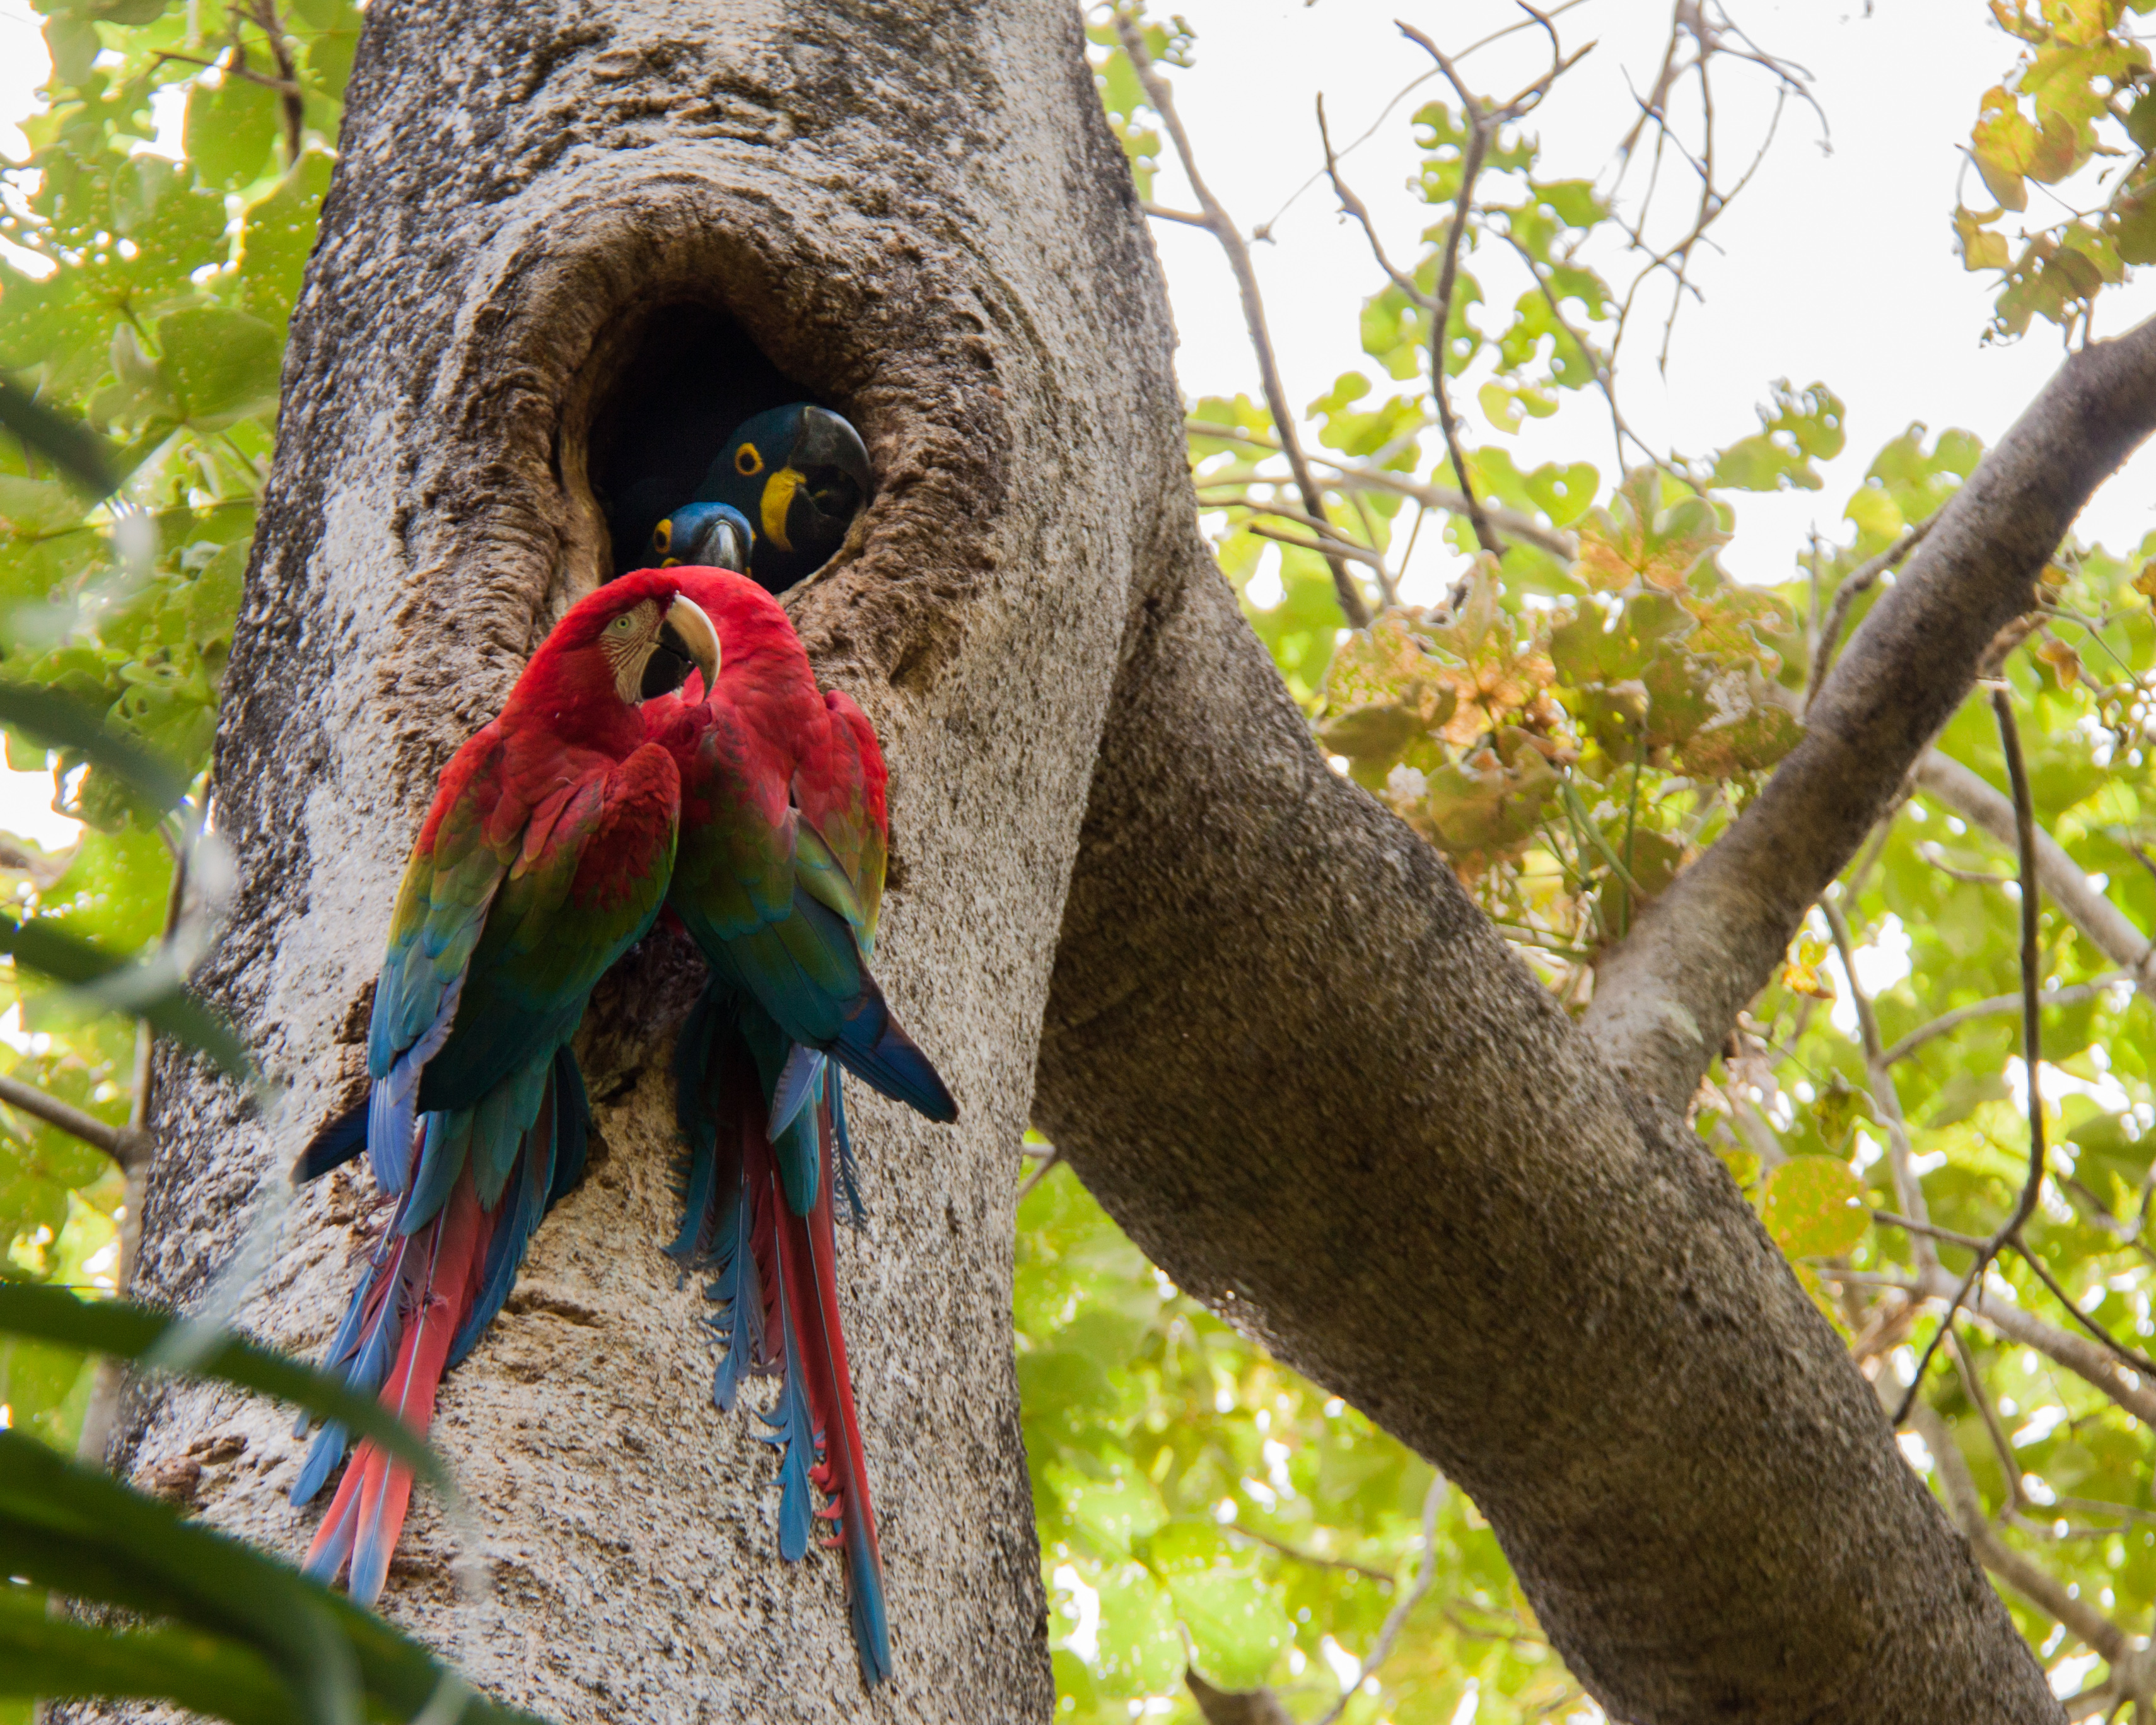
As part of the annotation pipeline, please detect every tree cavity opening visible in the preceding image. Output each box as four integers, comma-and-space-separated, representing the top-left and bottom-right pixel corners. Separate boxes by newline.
586, 301, 840, 579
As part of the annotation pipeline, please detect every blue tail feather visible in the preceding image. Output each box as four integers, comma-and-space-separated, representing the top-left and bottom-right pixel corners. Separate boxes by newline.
297, 1106, 367, 1183
709, 1185, 764, 1412
769, 1044, 824, 1143
759, 1279, 821, 1564
827, 1067, 865, 1228
400, 1109, 472, 1234
548, 1046, 591, 1207
367, 971, 464, 1195
829, 990, 956, 1124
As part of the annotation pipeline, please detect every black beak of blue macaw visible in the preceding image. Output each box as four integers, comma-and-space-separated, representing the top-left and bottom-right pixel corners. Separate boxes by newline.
759, 406, 872, 562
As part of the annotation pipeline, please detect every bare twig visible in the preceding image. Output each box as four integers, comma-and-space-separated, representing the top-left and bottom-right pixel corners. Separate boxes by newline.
1807, 518, 1934, 709
1119, 14, 1370, 626
1892, 691, 2047, 1425
1915, 749, 2156, 1006
1829, 1264, 2156, 1427
1494, 226, 1674, 481
1317, 96, 1426, 305
1396, 23, 1502, 559
1226, 1523, 1398, 1586
1880, 974, 2129, 1068
148, 47, 303, 95
0, 1073, 148, 1169
1870, 1210, 1986, 1254
1948, 1328, 2025, 1514
1245, 523, 1391, 571
1820, 892, 1933, 1264
2010, 1239, 2156, 1379
1911, 1401, 2130, 1661
246, 0, 306, 168
1187, 419, 1580, 559
1016, 1145, 1064, 1203
1312, 1473, 1446, 1725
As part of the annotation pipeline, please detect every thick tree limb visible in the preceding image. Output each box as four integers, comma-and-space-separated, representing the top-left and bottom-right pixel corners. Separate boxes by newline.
1585, 312, 2156, 1110
1040, 552, 2056, 1720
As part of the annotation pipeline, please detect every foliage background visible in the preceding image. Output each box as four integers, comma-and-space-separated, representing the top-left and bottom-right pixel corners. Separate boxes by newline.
5, 2, 2156, 1722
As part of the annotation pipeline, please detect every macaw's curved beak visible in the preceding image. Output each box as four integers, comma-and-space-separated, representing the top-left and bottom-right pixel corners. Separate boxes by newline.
795, 405, 873, 505
651, 594, 721, 698
763, 405, 873, 557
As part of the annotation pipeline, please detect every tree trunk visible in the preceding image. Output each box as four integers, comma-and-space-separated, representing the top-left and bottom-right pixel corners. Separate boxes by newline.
103, 1, 2089, 1721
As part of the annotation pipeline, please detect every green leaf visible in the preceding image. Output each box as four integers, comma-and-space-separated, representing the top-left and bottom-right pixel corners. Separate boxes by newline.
1757, 1157, 1869, 1258
1926, 1067, 2013, 1129
0, 380, 119, 498
185, 71, 280, 192
0, 1586, 298, 1725
0, 1433, 549, 1725
0, 913, 254, 1081
0, 681, 187, 812
1088, 1562, 1183, 1698
0, 1284, 448, 1496
154, 310, 283, 431
235, 151, 333, 330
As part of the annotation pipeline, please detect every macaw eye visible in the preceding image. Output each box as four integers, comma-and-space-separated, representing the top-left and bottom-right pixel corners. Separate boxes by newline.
609, 613, 637, 634
735, 443, 764, 477
651, 519, 672, 554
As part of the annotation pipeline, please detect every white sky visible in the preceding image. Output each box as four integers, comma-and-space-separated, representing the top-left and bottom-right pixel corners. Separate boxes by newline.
0, 1, 2150, 833
1148, 0, 2156, 593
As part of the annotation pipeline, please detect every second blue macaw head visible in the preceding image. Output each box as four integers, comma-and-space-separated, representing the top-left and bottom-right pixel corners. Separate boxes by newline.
696, 403, 872, 593
649, 501, 754, 574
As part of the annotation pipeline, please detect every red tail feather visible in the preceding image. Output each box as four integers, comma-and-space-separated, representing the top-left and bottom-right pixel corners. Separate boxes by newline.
305, 1167, 491, 1604
778, 1112, 881, 1564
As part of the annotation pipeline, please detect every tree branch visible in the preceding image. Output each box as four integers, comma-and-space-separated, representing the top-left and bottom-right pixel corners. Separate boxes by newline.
1831, 1264, 2156, 1427
1914, 749, 2156, 1002
1118, 15, 1372, 626
1892, 693, 2048, 1424
1911, 1401, 2130, 1661
1806, 518, 1933, 709
1396, 24, 1501, 559
1312, 1473, 1445, 1725
1821, 891, 1935, 1269
0, 1072, 148, 1170
1880, 974, 2126, 1068
1186, 419, 1578, 559
1044, 551, 2059, 1721
1583, 311, 2156, 1110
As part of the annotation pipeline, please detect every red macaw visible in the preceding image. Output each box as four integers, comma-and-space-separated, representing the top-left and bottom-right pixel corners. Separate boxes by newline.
637, 546, 955, 1685
288, 570, 721, 1605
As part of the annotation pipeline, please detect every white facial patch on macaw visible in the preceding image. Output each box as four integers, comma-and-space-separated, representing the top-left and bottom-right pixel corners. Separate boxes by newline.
600, 598, 665, 703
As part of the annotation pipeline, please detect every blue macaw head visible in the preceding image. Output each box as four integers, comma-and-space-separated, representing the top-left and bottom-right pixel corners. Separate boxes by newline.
649, 501, 754, 573
696, 403, 872, 593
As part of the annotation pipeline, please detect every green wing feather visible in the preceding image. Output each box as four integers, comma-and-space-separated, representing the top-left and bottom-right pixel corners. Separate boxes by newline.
414, 743, 680, 1146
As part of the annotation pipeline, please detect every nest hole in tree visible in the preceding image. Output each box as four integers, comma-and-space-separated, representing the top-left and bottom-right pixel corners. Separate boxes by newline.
584, 301, 843, 580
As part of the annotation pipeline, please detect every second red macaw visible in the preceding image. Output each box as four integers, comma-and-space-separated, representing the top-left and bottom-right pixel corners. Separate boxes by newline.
637, 532, 955, 1686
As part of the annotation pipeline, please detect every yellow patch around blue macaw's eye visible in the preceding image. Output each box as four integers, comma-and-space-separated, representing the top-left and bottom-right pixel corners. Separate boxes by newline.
652, 518, 672, 554
735, 443, 764, 477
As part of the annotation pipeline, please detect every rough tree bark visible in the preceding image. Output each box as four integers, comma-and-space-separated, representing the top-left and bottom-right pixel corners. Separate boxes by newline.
99, 1, 2156, 1721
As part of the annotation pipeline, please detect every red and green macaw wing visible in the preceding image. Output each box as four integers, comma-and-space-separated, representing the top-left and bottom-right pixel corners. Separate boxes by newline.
660, 696, 796, 948
415, 740, 682, 1203
795, 690, 888, 960
364, 723, 518, 1196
